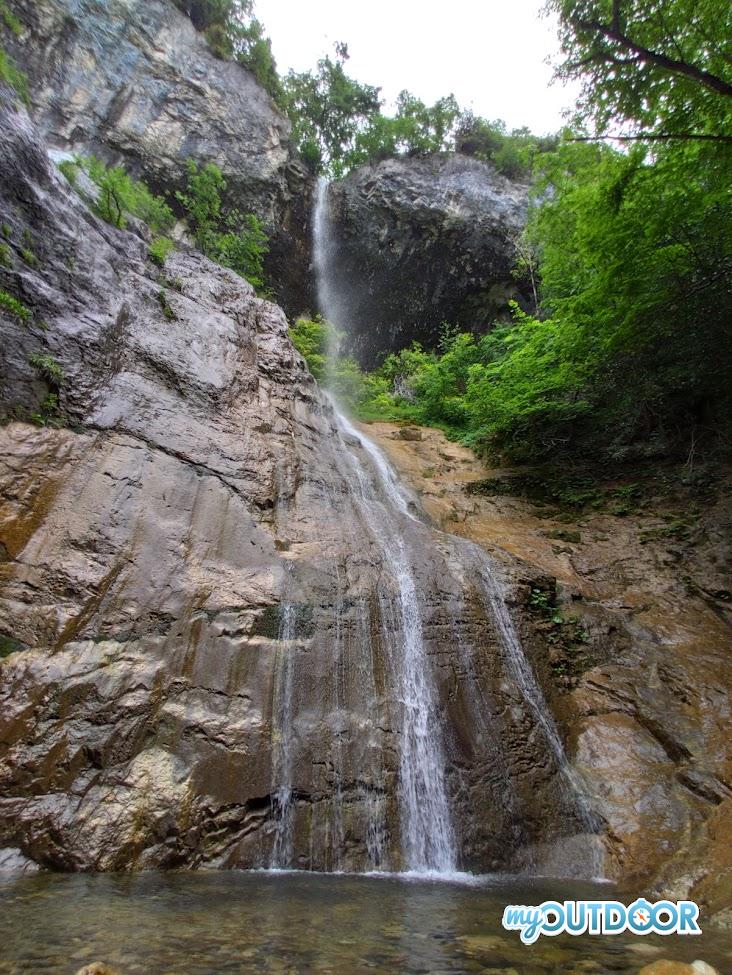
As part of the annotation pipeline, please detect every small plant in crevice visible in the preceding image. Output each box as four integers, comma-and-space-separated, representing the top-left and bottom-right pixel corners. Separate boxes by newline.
0, 1, 23, 37
29, 392, 63, 427
149, 236, 175, 268
28, 351, 64, 385
157, 289, 176, 321
528, 582, 593, 687
0, 289, 31, 323
20, 246, 38, 268
0, 46, 29, 104
0, 242, 11, 267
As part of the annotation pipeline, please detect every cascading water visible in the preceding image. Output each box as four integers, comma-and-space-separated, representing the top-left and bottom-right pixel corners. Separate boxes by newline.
312, 178, 457, 873
270, 177, 603, 878
270, 596, 297, 868
334, 406, 458, 873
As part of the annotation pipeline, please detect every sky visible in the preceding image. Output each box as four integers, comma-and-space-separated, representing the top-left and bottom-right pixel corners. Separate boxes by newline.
260, 0, 580, 135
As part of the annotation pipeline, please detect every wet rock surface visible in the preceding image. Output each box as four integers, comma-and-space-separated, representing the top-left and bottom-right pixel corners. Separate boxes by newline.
0, 89, 590, 874
0, 73, 730, 923
366, 421, 732, 914
327, 155, 529, 365
1, 0, 314, 313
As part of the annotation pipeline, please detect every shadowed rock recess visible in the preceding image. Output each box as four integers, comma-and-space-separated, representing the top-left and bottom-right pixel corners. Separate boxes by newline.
1, 0, 314, 314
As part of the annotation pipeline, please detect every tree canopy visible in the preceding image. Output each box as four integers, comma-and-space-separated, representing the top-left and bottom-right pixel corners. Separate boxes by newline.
548, 0, 732, 141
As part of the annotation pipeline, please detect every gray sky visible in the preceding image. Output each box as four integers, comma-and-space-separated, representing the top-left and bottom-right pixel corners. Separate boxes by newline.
261, 0, 580, 134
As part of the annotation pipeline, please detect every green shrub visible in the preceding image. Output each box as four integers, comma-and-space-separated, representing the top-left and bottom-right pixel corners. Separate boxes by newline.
0, 289, 30, 323
177, 160, 269, 291
30, 392, 62, 427
80, 157, 174, 234
149, 236, 175, 267
28, 351, 64, 384
0, 47, 28, 104
58, 159, 80, 186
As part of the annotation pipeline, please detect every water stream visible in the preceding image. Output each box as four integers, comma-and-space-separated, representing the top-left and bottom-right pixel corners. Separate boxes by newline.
299, 177, 602, 878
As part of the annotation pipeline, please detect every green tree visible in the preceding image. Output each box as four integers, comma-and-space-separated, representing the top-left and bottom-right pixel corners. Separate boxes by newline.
282, 43, 382, 177
548, 0, 732, 142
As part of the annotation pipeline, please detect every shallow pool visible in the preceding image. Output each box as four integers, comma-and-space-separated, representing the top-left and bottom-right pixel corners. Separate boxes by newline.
0, 871, 728, 974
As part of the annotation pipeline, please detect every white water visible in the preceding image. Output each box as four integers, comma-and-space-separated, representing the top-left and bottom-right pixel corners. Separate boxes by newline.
313, 178, 457, 872
270, 598, 297, 868
298, 177, 602, 878
334, 405, 458, 873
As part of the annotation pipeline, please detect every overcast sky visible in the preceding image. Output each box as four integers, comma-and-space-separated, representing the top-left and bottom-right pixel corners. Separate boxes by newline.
261, 0, 580, 135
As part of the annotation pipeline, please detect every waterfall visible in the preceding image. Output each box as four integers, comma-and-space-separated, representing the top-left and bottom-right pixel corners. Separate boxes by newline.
313, 179, 457, 873
334, 406, 458, 873
270, 598, 297, 868
275, 176, 604, 878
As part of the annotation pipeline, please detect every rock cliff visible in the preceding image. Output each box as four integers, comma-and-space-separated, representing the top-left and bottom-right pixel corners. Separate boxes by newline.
326, 155, 529, 366
0, 65, 730, 923
1, 0, 314, 314
367, 422, 732, 920
0, 87, 591, 874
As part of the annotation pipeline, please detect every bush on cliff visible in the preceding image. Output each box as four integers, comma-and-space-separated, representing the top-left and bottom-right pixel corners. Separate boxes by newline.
78, 157, 175, 234
0, 47, 28, 105
177, 160, 269, 292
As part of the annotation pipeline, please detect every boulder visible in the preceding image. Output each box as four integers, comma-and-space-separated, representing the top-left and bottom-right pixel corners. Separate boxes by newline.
326, 154, 529, 365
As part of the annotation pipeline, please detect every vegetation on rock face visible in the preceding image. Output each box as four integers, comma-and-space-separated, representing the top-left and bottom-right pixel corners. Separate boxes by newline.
28, 351, 64, 385
77, 157, 175, 234
149, 236, 175, 268
289, 316, 389, 414
59, 155, 269, 292
172, 0, 283, 103
0, 47, 28, 104
176, 161, 269, 292
0, 289, 31, 324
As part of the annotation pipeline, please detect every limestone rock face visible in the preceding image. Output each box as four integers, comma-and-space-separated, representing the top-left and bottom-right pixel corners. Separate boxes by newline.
366, 421, 732, 915
2, 0, 314, 313
326, 155, 529, 365
0, 89, 592, 874
1, 81, 730, 924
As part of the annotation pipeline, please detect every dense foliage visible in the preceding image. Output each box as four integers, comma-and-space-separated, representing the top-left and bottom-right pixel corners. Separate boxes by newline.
548, 0, 732, 142
177, 161, 269, 292
169, 1, 553, 180
281, 45, 550, 179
